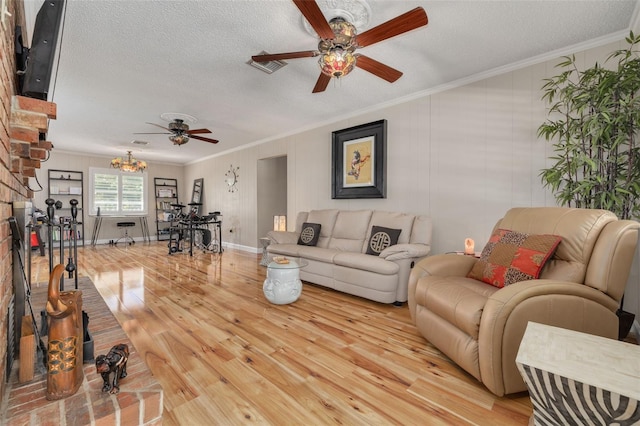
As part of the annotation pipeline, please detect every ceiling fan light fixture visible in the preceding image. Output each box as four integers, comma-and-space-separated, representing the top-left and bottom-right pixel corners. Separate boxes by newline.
328, 17, 356, 46
317, 17, 357, 79
319, 47, 356, 78
256, 1, 427, 93
111, 151, 147, 173
301, 0, 371, 36
168, 119, 189, 132
169, 134, 189, 146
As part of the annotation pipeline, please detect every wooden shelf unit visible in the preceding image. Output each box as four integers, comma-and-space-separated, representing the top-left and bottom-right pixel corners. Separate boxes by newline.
154, 177, 179, 241
48, 169, 85, 246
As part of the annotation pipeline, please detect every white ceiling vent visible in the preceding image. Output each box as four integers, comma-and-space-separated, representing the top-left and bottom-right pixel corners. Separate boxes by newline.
131, 140, 149, 146
248, 52, 287, 74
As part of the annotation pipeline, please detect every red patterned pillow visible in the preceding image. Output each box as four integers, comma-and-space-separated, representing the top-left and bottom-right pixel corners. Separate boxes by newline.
467, 229, 562, 288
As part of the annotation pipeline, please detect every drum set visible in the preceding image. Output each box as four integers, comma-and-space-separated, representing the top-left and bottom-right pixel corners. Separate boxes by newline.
167, 202, 223, 256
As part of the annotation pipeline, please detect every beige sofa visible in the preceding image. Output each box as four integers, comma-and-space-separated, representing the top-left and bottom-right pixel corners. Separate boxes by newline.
267, 209, 432, 304
408, 207, 639, 396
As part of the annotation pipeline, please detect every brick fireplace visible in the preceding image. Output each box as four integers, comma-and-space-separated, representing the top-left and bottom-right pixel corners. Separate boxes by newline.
2, 93, 57, 391
2, 277, 163, 425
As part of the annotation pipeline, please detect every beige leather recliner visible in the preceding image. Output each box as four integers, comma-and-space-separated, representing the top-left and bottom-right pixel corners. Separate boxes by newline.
408, 207, 639, 396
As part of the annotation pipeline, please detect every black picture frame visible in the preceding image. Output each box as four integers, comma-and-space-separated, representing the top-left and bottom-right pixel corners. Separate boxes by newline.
332, 119, 387, 199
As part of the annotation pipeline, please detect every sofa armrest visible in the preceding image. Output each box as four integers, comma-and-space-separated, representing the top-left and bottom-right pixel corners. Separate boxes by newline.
379, 243, 431, 261
266, 230, 299, 245
478, 279, 620, 396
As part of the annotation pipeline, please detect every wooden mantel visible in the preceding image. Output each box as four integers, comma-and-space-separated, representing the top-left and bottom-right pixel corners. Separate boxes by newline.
9, 95, 56, 191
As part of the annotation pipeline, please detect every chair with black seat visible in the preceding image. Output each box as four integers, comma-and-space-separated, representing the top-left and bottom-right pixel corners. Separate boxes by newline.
115, 221, 136, 245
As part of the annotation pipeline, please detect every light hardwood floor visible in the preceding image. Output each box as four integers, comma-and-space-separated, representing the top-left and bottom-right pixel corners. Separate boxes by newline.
32, 242, 532, 425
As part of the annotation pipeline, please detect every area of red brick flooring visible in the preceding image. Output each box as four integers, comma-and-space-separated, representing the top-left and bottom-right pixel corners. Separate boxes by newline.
1, 277, 163, 425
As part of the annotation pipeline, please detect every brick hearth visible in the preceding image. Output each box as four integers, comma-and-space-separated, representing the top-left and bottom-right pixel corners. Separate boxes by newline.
1, 277, 163, 425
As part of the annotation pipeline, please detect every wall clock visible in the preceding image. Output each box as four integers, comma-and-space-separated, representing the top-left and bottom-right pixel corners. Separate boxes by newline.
225, 165, 239, 192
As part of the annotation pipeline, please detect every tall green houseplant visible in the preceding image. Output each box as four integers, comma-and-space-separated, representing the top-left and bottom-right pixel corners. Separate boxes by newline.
539, 32, 640, 220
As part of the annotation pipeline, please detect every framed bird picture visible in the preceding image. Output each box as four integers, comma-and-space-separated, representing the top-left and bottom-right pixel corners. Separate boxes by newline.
331, 120, 386, 199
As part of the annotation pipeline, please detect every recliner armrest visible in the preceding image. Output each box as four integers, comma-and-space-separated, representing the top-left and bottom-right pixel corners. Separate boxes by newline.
478, 279, 620, 396
266, 230, 298, 245
408, 254, 478, 321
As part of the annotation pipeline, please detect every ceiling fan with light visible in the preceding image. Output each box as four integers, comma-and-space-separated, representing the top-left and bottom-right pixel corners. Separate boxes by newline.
135, 113, 219, 146
251, 0, 428, 93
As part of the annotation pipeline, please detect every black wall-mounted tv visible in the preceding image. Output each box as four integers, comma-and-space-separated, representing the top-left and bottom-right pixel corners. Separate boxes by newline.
21, 0, 65, 101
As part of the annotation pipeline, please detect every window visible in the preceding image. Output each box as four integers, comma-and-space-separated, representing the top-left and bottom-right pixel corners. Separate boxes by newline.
89, 167, 148, 215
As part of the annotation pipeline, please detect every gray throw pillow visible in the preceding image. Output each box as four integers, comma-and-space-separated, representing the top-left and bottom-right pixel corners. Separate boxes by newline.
366, 226, 401, 255
297, 222, 321, 246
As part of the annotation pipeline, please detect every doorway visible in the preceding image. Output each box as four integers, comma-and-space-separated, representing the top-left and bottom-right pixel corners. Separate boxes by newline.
257, 156, 287, 244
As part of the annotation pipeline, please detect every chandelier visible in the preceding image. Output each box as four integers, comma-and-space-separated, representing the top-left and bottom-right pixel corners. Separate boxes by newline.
318, 17, 357, 78
110, 151, 147, 173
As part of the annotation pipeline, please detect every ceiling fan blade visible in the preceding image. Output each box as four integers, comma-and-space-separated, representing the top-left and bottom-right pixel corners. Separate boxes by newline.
145, 122, 172, 131
252, 51, 318, 62
293, 0, 334, 40
133, 132, 171, 135
312, 73, 331, 93
190, 135, 219, 144
355, 55, 403, 83
186, 128, 212, 135
356, 7, 428, 48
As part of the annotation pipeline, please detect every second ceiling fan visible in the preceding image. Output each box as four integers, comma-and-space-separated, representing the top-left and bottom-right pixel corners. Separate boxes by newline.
136, 119, 219, 146
251, 0, 428, 93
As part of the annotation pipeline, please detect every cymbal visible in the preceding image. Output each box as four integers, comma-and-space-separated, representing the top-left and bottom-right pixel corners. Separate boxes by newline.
188, 202, 202, 206
171, 203, 185, 208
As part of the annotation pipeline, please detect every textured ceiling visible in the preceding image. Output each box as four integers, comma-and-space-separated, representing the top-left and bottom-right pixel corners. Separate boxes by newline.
22, 0, 640, 165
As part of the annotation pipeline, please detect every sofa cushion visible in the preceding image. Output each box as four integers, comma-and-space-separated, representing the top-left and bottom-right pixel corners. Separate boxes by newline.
362, 211, 415, 251
297, 222, 321, 246
267, 230, 298, 245
333, 252, 399, 275
297, 246, 339, 263
366, 226, 401, 256
410, 215, 433, 245
307, 209, 339, 248
328, 210, 372, 252
294, 211, 309, 234
267, 243, 300, 258
467, 229, 561, 288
